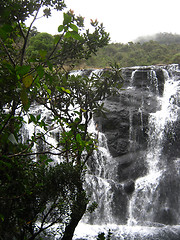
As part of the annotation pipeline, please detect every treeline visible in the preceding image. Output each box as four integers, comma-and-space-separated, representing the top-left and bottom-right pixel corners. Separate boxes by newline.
84, 38, 180, 68
27, 31, 180, 68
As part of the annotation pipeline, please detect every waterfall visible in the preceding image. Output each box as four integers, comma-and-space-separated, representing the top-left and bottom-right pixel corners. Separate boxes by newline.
148, 69, 159, 95
74, 65, 180, 239
20, 65, 180, 239
83, 120, 118, 224
21, 103, 62, 162
128, 67, 180, 226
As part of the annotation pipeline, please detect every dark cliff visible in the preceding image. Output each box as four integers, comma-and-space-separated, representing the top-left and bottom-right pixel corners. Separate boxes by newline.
94, 66, 172, 181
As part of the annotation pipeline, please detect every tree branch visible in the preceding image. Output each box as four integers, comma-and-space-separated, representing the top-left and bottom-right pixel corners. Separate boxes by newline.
47, 33, 65, 61
20, 3, 42, 65
7, 150, 66, 158
0, 38, 16, 67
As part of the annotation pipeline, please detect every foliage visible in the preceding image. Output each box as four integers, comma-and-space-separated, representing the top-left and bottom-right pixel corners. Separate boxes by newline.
83, 34, 180, 68
0, 0, 66, 24
0, 160, 84, 239
26, 32, 55, 60
0, 1, 123, 239
171, 53, 180, 63
25, 30, 180, 69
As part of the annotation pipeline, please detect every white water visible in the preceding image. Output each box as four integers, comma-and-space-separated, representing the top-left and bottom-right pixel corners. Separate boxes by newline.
20, 66, 180, 239
74, 65, 180, 239
21, 104, 62, 162
83, 120, 116, 224
73, 223, 180, 240
128, 68, 180, 226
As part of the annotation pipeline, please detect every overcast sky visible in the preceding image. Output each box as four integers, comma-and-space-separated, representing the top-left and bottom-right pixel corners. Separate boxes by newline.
29, 0, 180, 43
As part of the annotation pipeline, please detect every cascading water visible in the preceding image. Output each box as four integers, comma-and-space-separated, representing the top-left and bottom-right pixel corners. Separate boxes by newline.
83, 120, 118, 225
74, 65, 180, 240
128, 67, 180, 226
21, 104, 62, 162
20, 65, 180, 239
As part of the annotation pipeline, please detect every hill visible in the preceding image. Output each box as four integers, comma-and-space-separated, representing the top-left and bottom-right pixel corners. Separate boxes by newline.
81, 33, 180, 68
135, 32, 180, 45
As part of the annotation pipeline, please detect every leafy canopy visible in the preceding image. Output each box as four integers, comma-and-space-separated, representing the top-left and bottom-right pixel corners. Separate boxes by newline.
0, 1, 123, 239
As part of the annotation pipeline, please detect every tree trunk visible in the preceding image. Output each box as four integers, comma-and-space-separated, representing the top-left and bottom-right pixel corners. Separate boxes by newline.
61, 183, 87, 240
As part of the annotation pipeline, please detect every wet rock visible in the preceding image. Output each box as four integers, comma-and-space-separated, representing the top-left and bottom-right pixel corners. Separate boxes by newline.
123, 179, 135, 194
156, 69, 165, 95
156, 207, 177, 225
163, 119, 180, 160
115, 151, 148, 181
92, 65, 180, 226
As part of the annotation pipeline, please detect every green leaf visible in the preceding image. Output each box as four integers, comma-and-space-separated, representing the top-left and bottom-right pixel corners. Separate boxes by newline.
63, 13, 72, 25
36, 65, 45, 78
43, 84, 51, 95
70, 31, 82, 40
64, 31, 72, 38
43, 84, 48, 91
64, 89, 71, 94
74, 117, 81, 123
76, 133, 82, 143
39, 120, 47, 130
21, 88, 29, 110
56, 86, 62, 92
0, 160, 12, 168
22, 74, 33, 88
29, 114, 36, 123
34, 76, 41, 88
47, 89, 51, 95
36, 114, 41, 122
58, 25, 64, 32
47, 60, 53, 71
70, 23, 78, 32
16, 65, 31, 76
0, 28, 7, 40
35, 183, 44, 187
64, 30, 82, 40
54, 35, 59, 45
61, 87, 71, 94
81, 108, 87, 112
43, 8, 51, 17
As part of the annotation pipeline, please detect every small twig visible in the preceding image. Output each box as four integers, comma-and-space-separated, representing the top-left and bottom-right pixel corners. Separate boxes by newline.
47, 33, 64, 61
7, 149, 66, 158
18, 20, 26, 40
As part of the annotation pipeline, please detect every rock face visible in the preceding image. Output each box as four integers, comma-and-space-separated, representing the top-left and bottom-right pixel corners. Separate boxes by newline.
95, 66, 167, 182
87, 64, 180, 225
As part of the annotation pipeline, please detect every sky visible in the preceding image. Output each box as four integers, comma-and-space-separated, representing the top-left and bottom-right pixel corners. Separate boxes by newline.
28, 0, 180, 43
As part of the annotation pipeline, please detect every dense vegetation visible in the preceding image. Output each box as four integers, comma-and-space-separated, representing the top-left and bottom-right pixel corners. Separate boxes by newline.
135, 32, 180, 44
26, 31, 180, 68
1, 1, 179, 239
0, 1, 122, 239
85, 35, 180, 68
